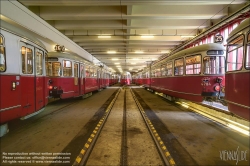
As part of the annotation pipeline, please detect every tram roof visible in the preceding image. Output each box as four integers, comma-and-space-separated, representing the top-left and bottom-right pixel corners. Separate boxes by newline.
228, 18, 250, 40
153, 43, 225, 66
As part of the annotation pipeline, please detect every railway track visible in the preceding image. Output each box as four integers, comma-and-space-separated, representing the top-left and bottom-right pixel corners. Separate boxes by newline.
73, 86, 175, 166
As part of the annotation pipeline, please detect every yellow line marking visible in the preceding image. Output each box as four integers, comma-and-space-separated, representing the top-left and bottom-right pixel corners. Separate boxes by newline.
76, 156, 82, 163
88, 138, 93, 143
91, 134, 95, 138
97, 124, 101, 127
153, 130, 156, 133
169, 159, 175, 165
154, 133, 158, 137
160, 141, 163, 145
85, 143, 89, 148
81, 149, 85, 155
165, 151, 170, 157
162, 146, 166, 150
157, 137, 161, 141
95, 127, 99, 130
93, 130, 97, 133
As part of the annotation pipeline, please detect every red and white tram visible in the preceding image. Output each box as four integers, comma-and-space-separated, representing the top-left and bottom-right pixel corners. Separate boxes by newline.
225, 18, 250, 120
0, 19, 48, 126
46, 51, 109, 99
120, 72, 132, 85
149, 43, 225, 102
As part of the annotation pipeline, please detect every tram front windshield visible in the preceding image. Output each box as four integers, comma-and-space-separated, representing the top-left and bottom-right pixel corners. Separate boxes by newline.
203, 56, 225, 75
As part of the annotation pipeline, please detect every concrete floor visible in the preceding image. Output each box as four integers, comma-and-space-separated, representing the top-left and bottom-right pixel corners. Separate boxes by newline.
132, 86, 250, 166
1, 85, 249, 166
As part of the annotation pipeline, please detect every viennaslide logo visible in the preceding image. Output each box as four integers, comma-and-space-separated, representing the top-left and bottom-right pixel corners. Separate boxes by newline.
220, 146, 248, 165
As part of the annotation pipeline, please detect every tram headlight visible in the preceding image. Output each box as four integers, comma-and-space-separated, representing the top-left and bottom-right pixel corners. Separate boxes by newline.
214, 85, 220, 91
49, 86, 53, 90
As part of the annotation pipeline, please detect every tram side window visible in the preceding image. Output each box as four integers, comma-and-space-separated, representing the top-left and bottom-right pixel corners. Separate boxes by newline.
185, 55, 201, 75
63, 60, 72, 76
246, 32, 250, 69
0, 35, 6, 72
46, 62, 52, 76
161, 65, 167, 76
166, 62, 172, 76
156, 67, 161, 77
85, 66, 90, 78
36, 51, 43, 75
174, 58, 184, 76
74, 63, 79, 77
151, 68, 155, 78
226, 35, 244, 71
21, 46, 33, 74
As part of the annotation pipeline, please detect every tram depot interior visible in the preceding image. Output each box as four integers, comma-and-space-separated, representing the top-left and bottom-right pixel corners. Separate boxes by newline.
0, 0, 250, 166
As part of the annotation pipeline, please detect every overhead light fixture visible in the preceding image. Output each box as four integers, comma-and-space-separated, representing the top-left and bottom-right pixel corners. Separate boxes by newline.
107, 51, 116, 54
161, 50, 169, 53
131, 63, 136, 65
98, 36, 111, 38
111, 58, 119, 61
181, 35, 195, 38
141, 35, 154, 38
114, 62, 120, 64
135, 51, 144, 54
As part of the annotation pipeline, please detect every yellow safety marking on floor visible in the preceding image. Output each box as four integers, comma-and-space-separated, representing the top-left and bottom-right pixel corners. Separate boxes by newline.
151, 127, 155, 130
165, 151, 170, 157
169, 159, 175, 165
153, 130, 156, 133
85, 143, 89, 148
154, 133, 158, 137
95, 127, 99, 130
90, 134, 95, 138
100, 119, 103, 122
161, 146, 166, 150
76, 156, 82, 163
160, 141, 163, 145
97, 124, 101, 127
93, 130, 97, 134
80, 149, 85, 155
157, 137, 161, 141
88, 138, 93, 143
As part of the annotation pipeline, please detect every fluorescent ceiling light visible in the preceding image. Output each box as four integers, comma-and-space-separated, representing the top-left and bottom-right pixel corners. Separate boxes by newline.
98, 36, 111, 38
131, 63, 136, 64
107, 51, 116, 54
114, 63, 120, 64
161, 50, 169, 53
111, 58, 119, 60
135, 51, 144, 53
141, 35, 154, 38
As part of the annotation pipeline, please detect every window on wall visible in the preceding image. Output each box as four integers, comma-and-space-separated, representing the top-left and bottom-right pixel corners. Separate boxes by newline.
36, 51, 43, 75
246, 32, 250, 69
0, 35, 6, 72
185, 55, 201, 75
226, 35, 244, 72
21, 46, 33, 74
166, 62, 172, 76
63, 60, 72, 76
174, 58, 184, 76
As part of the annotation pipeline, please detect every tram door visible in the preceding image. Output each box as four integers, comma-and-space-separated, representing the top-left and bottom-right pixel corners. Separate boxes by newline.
80, 63, 84, 95
34, 48, 45, 111
74, 62, 80, 97
20, 42, 36, 116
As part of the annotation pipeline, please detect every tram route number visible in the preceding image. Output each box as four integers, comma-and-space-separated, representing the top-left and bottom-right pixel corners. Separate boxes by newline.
2, 152, 71, 164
